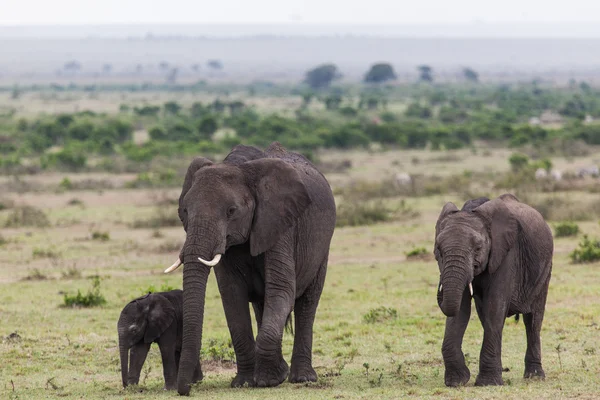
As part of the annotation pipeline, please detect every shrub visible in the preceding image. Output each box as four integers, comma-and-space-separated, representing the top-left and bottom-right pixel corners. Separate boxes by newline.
32, 247, 61, 259
4, 205, 50, 228
91, 231, 110, 241
61, 265, 82, 280
132, 208, 181, 229
201, 338, 236, 362
0, 197, 14, 211
336, 200, 395, 227
140, 283, 176, 296
554, 222, 580, 238
509, 153, 529, 172
63, 276, 107, 307
363, 307, 398, 324
21, 268, 49, 281
405, 247, 431, 260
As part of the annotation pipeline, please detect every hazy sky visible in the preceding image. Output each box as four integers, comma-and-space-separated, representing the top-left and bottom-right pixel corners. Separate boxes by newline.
2, 0, 600, 25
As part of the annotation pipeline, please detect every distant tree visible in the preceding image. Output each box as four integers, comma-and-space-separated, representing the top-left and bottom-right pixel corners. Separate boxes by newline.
323, 93, 342, 110
207, 60, 223, 70
135, 64, 143, 74
166, 68, 178, 84
163, 101, 182, 115
102, 64, 112, 74
198, 116, 219, 138
417, 65, 433, 82
228, 101, 245, 115
463, 67, 479, 83
404, 103, 432, 119
159, 62, 170, 71
364, 63, 397, 84
64, 60, 82, 73
191, 64, 201, 72
304, 64, 341, 90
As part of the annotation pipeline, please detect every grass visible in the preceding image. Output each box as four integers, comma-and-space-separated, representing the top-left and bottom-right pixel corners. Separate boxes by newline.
1, 148, 600, 399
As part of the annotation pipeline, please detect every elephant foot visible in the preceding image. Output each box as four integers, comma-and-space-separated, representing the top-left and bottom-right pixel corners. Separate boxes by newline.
289, 364, 317, 383
254, 358, 289, 388
524, 365, 545, 380
444, 365, 470, 387
231, 373, 256, 388
475, 372, 504, 386
163, 384, 177, 391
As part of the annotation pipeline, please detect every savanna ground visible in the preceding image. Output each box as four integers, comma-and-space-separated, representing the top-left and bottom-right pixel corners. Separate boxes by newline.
2, 142, 600, 400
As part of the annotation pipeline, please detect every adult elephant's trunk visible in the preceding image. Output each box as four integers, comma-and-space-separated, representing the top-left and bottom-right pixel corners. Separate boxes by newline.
438, 252, 472, 317
118, 335, 129, 388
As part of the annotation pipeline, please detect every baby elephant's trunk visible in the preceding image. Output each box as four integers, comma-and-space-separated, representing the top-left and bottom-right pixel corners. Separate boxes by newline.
118, 335, 129, 387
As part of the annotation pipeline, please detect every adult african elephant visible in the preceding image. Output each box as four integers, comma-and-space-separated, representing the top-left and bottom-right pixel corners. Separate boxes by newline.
165, 142, 336, 395
434, 194, 553, 387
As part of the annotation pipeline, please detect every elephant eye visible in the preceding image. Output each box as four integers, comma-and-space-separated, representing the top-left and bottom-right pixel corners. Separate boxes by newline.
227, 206, 237, 218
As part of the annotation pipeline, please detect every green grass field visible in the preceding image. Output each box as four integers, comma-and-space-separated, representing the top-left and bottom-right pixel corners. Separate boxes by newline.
2, 148, 600, 399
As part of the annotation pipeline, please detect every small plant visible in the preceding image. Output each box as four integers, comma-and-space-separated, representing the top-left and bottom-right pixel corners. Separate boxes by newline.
201, 338, 236, 362
63, 276, 107, 307
554, 221, 580, 238
61, 265, 82, 280
91, 231, 110, 241
140, 283, 176, 295
32, 247, 61, 259
363, 306, 398, 324
67, 198, 84, 207
570, 235, 600, 263
405, 247, 431, 261
508, 153, 529, 172
21, 268, 49, 281
0, 234, 7, 246
59, 177, 73, 190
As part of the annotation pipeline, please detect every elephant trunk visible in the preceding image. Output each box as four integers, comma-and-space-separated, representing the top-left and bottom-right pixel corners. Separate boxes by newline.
438, 253, 472, 317
177, 261, 210, 395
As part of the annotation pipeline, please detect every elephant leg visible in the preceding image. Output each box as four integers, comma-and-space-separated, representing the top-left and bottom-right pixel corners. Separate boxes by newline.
158, 333, 178, 390
523, 278, 549, 379
128, 342, 151, 386
215, 267, 256, 388
254, 240, 295, 387
475, 293, 508, 386
252, 302, 264, 333
289, 261, 327, 383
474, 296, 485, 328
441, 287, 472, 387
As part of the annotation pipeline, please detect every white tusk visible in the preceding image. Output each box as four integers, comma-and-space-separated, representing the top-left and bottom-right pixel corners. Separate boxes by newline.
164, 259, 182, 274
439, 284, 443, 292
469, 283, 473, 297
198, 254, 222, 267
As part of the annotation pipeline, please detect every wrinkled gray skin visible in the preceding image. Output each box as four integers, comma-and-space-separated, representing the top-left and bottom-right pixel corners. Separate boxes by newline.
434, 194, 553, 387
117, 290, 201, 390
173, 142, 336, 395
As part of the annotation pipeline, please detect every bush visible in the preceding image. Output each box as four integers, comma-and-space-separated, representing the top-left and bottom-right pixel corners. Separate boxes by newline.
140, 283, 176, 296
509, 153, 529, 172
4, 205, 50, 228
201, 338, 236, 362
336, 200, 395, 227
554, 222, 580, 238
363, 307, 398, 324
570, 235, 600, 263
63, 276, 107, 307
132, 208, 181, 229
405, 247, 431, 260
91, 231, 110, 241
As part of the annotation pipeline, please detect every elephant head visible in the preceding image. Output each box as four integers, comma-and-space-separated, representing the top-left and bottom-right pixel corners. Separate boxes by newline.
117, 293, 176, 388
167, 152, 311, 395
434, 198, 519, 317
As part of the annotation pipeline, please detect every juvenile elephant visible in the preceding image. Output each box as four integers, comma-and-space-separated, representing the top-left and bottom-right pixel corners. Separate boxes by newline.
165, 142, 336, 395
117, 290, 201, 390
434, 194, 553, 387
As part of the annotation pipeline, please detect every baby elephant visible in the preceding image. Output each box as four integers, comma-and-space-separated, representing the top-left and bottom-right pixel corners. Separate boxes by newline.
434, 194, 553, 387
117, 290, 201, 390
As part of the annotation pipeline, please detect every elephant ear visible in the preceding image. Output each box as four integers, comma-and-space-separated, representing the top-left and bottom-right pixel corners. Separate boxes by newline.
241, 158, 311, 256
474, 198, 519, 274
143, 295, 176, 343
434, 202, 459, 256
178, 157, 213, 223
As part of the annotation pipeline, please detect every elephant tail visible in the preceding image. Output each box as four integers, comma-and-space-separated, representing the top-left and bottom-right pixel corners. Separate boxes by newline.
284, 312, 294, 335
514, 313, 520, 323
